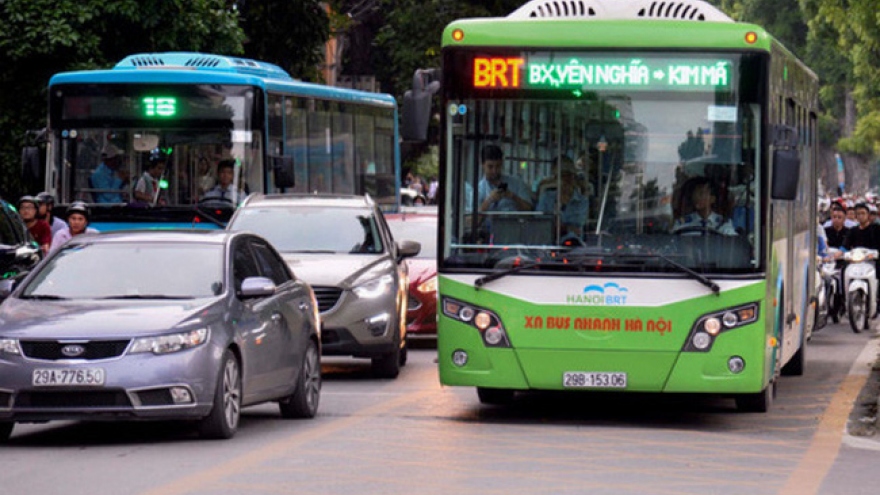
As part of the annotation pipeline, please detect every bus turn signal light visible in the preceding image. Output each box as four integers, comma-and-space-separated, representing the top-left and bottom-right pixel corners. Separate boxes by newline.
745, 32, 758, 44
452, 29, 464, 42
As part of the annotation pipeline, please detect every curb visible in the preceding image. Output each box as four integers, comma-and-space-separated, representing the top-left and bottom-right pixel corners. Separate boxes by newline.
843, 328, 880, 444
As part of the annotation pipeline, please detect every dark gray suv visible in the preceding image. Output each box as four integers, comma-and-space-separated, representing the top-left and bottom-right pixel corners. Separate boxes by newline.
227, 194, 420, 378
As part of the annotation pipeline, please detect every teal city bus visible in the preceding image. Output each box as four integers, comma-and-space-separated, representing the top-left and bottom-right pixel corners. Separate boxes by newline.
43, 52, 400, 229
432, 0, 819, 411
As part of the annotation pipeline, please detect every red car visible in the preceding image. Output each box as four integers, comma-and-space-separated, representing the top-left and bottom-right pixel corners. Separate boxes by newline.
386, 209, 437, 336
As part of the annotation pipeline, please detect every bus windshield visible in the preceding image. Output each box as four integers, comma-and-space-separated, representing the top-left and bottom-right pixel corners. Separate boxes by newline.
49, 84, 262, 207
442, 51, 763, 275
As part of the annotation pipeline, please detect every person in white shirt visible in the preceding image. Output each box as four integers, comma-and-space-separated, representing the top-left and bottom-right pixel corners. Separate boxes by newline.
134, 148, 167, 205
203, 160, 242, 203
673, 178, 736, 236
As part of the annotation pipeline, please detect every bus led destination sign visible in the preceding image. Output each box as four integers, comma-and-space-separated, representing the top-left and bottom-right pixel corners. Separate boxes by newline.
473, 55, 732, 91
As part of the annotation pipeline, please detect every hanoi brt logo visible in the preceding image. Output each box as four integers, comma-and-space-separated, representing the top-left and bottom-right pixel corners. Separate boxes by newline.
567, 282, 629, 305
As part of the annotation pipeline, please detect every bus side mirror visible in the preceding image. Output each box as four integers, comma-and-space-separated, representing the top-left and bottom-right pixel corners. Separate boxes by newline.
271, 155, 295, 190
402, 68, 441, 142
771, 125, 800, 201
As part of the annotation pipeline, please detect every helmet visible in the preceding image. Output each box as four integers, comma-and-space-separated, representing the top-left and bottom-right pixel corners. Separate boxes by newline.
66, 201, 90, 221
149, 147, 169, 165
17, 195, 40, 209
36, 192, 55, 205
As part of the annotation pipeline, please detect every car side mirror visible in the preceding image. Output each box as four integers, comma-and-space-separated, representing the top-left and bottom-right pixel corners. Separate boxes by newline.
0, 279, 17, 300
397, 240, 421, 260
238, 276, 276, 299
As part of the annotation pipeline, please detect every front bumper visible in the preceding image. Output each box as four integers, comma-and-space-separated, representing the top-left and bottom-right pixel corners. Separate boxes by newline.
319, 288, 399, 358
0, 343, 220, 422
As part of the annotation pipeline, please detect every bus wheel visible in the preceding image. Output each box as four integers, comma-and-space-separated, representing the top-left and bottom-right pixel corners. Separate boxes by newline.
781, 330, 806, 376
735, 381, 775, 413
477, 387, 514, 405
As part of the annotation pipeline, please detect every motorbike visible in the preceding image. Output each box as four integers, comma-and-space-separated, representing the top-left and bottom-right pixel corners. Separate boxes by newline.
821, 247, 844, 325
843, 247, 878, 333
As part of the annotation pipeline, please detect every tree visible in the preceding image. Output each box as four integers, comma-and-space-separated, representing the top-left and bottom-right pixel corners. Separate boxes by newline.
235, 0, 330, 81
0, 0, 244, 199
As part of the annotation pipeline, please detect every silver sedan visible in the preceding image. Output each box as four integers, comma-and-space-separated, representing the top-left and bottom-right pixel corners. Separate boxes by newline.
0, 230, 321, 440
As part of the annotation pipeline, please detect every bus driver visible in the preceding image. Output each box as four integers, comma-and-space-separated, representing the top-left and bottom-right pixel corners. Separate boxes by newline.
672, 177, 736, 236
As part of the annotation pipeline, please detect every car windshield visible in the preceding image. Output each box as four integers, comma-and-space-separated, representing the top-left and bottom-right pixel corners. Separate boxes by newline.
387, 216, 437, 259
22, 242, 224, 299
230, 206, 384, 254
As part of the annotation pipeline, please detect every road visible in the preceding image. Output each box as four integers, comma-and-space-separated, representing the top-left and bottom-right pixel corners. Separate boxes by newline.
3, 323, 880, 495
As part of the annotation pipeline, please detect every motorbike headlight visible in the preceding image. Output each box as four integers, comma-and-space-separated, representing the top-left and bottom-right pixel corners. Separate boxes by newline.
417, 275, 437, 294
0, 338, 20, 355
851, 252, 866, 263
129, 328, 209, 355
353, 274, 394, 299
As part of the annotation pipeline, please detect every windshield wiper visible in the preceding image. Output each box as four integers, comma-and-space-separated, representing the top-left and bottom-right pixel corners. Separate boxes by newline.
475, 262, 540, 289
634, 253, 720, 295
20, 294, 68, 300
100, 295, 194, 300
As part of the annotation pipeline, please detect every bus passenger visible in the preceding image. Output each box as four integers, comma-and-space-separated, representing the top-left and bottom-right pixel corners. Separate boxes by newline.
90, 144, 129, 203
49, 202, 99, 254
196, 156, 216, 197
134, 149, 167, 206
477, 145, 532, 212
204, 159, 242, 203
672, 178, 736, 236
36, 192, 67, 236
18, 196, 52, 255
535, 160, 588, 238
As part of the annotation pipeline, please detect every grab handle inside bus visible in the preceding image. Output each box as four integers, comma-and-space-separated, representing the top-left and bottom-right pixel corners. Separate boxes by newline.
771, 125, 800, 201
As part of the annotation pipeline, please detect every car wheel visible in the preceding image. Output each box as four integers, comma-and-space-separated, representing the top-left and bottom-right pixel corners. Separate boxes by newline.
0, 422, 13, 442
279, 340, 321, 419
372, 342, 401, 379
399, 336, 408, 367
198, 350, 242, 439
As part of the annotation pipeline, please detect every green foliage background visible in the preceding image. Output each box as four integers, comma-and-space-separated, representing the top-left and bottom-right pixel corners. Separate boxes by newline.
1, 0, 878, 199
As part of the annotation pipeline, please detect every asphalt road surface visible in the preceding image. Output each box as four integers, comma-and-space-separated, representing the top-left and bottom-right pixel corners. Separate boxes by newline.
3, 323, 880, 495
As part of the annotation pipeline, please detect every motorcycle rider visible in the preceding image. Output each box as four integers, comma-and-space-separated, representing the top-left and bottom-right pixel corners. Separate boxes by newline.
825, 202, 850, 316
840, 202, 880, 314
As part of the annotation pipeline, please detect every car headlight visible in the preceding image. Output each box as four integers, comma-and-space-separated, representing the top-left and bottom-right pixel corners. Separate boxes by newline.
0, 338, 20, 355
417, 275, 437, 294
129, 328, 209, 355
353, 274, 394, 299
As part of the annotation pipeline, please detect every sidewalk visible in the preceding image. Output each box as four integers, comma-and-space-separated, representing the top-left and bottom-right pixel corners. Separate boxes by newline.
845, 328, 880, 442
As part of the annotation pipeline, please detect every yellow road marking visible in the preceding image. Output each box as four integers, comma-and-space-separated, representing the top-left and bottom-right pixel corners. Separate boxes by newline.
778, 334, 879, 495
140, 376, 437, 495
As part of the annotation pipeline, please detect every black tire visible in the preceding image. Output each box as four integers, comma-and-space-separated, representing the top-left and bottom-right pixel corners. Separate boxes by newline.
0, 422, 13, 442
198, 350, 242, 439
372, 343, 401, 379
399, 336, 408, 367
477, 387, 515, 405
781, 334, 806, 376
848, 290, 869, 333
735, 381, 774, 413
279, 340, 321, 419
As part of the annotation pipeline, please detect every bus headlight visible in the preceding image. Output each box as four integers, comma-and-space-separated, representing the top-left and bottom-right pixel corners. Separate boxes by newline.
683, 303, 759, 353
441, 297, 510, 348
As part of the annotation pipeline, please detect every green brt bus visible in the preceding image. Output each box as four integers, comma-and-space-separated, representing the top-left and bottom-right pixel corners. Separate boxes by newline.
433, 0, 818, 411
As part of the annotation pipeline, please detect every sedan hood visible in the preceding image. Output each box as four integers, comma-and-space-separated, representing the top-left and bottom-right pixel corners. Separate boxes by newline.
281, 253, 391, 287
0, 298, 222, 339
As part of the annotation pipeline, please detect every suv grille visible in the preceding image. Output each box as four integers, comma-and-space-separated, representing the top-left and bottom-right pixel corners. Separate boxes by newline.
312, 287, 343, 313
20, 340, 130, 361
